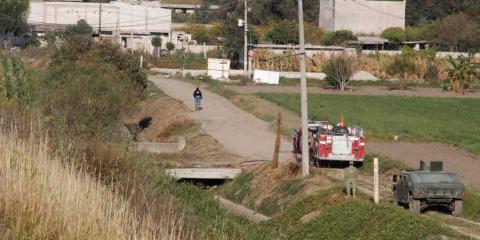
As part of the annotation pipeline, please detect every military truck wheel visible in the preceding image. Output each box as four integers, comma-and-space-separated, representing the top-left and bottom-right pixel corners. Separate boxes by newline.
452, 200, 463, 217
409, 196, 421, 213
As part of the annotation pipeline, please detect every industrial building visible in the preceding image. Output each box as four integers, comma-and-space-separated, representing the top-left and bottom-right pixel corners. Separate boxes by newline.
28, 0, 172, 53
28, 0, 171, 37
319, 0, 406, 34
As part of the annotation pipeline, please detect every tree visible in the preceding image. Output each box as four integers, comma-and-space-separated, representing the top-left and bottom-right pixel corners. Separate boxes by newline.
265, 20, 298, 44
406, 0, 480, 26
320, 30, 356, 46
220, 15, 258, 68
56, 20, 94, 62
151, 37, 162, 58
200, 0, 319, 25
305, 22, 324, 45
381, 27, 407, 49
166, 42, 175, 54
426, 13, 480, 52
151, 37, 162, 48
446, 52, 480, 94
386, 49, 417, 90
323, 54, 357, 91
0, 0, 29, 49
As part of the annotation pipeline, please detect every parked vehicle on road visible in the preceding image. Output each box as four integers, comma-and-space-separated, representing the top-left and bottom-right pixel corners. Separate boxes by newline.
392, 163, 465, 216
293, 119, 366, 166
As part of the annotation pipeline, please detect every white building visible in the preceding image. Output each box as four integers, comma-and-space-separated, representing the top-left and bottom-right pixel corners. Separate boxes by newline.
319, 0, 406, 35
28, 1, 171, 37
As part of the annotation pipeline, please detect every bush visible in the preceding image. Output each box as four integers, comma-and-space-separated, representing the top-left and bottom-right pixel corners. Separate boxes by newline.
265, 20, 299, 44
320, 30, 357, 46
91, 42, 147, 90
0, 52, 31, 104
184, 23, 220, 45
151, 37, 162, 47
464, 190, 480, 221
223, 172, 254, 203
386, 50, 417, 90
446, 52, 479, 94
381, 27, 407, 49
424, 62, 439, 82
293, 200, 460, 240
39, 61, 138, 139
54, 20, 94, 62
323, 53, 357, 91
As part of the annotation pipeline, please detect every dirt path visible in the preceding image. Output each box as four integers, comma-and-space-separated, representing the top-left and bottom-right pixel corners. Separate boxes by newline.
149, 76, 292, 162
369, 143, 480, 189
227, 85, 480, 98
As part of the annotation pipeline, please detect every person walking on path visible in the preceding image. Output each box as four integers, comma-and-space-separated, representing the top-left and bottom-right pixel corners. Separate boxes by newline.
345, 161, 358, 197
193, 87, 203, 111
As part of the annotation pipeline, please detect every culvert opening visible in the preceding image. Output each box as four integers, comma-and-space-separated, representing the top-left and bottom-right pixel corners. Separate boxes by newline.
178, 178, 228, 187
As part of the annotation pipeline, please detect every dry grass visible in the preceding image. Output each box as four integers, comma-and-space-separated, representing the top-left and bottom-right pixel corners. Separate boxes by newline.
0, 130, 190, 240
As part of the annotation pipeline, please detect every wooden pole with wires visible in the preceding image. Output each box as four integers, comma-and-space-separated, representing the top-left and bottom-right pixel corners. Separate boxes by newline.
272, 112, 282, 169
298, 0, 310, 177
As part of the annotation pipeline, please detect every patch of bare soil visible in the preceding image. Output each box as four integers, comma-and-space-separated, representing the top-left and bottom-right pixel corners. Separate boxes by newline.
227, 85, 480, 98
369, 142, 480, 189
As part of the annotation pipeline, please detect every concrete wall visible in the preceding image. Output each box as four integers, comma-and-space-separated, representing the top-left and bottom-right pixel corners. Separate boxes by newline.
320, 0, 405, 34
362, 50, 480, 59
29, 1, 171, 35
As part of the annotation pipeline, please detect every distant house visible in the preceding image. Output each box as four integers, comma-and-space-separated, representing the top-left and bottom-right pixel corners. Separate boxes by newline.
161, 2, 220, 15
319, 0, 406, 35
402, 41, 430, 50
349, 36, 389, 50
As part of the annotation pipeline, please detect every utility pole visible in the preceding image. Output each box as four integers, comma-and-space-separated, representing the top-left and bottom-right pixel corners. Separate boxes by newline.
98, 0, 102, 39
298, 0, 310, 177
243, 0, 248, 76
318, 0, 321, 28
374, 158, 379, 204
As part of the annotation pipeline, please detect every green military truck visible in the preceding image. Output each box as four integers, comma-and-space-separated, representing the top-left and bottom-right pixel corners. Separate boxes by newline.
392, 161, 465, 216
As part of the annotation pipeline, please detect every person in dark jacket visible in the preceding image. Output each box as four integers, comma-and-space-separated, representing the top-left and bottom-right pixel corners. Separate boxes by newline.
193, 87, 203, 111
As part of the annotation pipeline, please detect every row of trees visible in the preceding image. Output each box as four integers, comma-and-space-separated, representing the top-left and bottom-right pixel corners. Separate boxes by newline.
381, 13, 480, 51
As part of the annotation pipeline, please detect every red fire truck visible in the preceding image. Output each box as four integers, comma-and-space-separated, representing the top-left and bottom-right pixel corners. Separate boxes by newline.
293, 119, 366, 165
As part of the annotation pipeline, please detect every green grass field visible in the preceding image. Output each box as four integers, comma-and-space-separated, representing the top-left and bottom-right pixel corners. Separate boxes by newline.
257, 93, 480, 154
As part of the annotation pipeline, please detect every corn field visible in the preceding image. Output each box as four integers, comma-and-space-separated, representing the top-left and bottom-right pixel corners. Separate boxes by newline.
251, 50, 456, 82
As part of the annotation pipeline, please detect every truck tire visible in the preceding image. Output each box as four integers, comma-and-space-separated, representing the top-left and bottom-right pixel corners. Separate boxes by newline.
409, 195, 421, 213
452, 200, 463, 217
